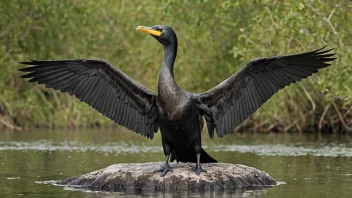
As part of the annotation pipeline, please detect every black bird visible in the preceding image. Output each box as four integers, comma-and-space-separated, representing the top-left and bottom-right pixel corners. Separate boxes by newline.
19, 25, 335, 176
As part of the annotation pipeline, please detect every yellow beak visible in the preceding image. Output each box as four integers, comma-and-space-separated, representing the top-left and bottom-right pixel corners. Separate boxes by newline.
136, 26, 162, 36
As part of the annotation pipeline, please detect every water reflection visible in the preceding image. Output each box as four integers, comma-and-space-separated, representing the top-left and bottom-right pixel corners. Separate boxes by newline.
60, 184, 272, 198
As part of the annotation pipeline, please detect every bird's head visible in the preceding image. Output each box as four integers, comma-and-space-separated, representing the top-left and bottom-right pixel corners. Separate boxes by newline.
136, 25, 176, 46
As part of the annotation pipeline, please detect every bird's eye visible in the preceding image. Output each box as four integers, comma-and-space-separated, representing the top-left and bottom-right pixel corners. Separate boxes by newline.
160, 29, 164, 33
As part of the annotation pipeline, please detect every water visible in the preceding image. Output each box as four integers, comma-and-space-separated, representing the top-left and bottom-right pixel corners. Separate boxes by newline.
1, 129, 352, 197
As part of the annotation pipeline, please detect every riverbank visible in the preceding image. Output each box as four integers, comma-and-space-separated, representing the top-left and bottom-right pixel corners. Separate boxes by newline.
1, 98, 351, 134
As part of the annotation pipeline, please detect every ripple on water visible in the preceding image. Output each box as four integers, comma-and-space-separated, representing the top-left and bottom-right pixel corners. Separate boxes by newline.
6, 177, 21, 180
210, 144, 352, 157
0, 140, 162, 154
1, 140, 352, 157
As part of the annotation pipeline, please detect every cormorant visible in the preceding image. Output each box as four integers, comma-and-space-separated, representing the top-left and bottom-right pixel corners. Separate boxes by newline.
19, 25, 335, 176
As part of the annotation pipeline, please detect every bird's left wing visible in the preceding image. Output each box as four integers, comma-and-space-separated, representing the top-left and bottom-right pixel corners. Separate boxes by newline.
198, 46, 335, 137
19, 59, 158, 139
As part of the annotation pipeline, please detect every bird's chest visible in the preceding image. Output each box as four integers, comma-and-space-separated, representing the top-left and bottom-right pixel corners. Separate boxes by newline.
157, 95, 185, 122
157, 94, 199, 128
157, 81, 184, 119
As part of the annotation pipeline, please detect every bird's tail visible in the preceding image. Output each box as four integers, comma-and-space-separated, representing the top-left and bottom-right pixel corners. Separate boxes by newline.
200, 148, 218, 163
170, 147, 218, 163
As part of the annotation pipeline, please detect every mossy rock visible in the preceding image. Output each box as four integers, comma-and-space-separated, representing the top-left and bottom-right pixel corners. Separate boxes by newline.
57, 162, 276, 194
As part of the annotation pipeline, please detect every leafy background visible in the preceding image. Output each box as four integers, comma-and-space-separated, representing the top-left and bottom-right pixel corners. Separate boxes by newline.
0, 0, 351, 133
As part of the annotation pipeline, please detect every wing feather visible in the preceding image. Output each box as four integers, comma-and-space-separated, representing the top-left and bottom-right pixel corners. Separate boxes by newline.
198, 46, 335, 137
19, 59, 158, 139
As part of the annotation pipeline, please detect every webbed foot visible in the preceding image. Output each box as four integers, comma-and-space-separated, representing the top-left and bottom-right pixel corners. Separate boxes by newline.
154, 164, 172, 177
191, 166, 207, 176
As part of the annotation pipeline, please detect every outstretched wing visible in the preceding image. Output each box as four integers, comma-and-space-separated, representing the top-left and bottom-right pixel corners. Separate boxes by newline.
19, 59, 159, 139
198, 46, 335, 137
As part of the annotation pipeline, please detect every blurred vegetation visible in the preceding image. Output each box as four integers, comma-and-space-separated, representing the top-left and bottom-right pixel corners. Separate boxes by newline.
0, 0, 351, 133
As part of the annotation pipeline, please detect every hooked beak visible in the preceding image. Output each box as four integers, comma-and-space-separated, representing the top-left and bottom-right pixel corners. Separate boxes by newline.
136, 26, 162, 37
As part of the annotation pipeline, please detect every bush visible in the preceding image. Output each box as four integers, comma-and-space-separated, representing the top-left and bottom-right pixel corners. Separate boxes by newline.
1, 0, 351, 132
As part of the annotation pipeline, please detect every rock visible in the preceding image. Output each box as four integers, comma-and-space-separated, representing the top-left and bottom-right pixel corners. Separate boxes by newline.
57, 162, 276, 194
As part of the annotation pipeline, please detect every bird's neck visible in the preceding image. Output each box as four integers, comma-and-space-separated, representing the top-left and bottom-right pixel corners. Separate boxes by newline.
158, 41, 179, 96
162, 42, 177, 77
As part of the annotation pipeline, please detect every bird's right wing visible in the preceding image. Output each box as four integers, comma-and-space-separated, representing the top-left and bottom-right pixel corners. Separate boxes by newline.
19, 59, 159, 139
198, 46, 335, 138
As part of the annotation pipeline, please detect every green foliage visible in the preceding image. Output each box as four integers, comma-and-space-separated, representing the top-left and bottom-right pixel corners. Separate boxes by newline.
0, 0, 351, 131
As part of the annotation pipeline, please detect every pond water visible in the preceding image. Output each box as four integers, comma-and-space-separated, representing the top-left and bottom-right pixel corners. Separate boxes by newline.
1, 128, 352, 197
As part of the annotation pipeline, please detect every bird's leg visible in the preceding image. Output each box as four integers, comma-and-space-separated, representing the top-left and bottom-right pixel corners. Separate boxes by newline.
170, 151, 178, 163
153, 141, 172, 177
191, 145, 207, 175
